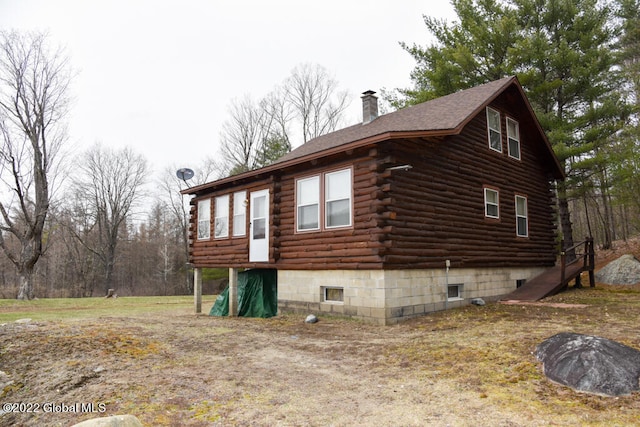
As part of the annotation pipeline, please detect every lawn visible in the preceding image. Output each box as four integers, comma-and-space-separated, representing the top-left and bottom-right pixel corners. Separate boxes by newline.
1, 286, 639, 426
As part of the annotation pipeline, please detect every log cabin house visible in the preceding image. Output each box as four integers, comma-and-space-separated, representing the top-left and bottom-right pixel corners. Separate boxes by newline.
183, 76, 564, 325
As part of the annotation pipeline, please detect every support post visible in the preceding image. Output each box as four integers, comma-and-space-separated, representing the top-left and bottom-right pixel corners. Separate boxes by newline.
194, 267, 202, 314
229, 267, 239, 317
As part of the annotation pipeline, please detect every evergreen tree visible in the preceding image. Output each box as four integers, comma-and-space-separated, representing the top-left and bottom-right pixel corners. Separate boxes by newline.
395, 0, 630, 250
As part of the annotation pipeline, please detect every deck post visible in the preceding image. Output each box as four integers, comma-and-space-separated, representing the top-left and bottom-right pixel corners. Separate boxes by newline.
229, 267, 239, 316
194, 267, 202, 314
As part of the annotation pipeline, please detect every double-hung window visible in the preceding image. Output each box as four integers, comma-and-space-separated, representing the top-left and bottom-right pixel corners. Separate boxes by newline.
214, 195, 229, 239
296, 168, 352, 232
297, 176, 320, 231
232, 191, 246, 237
486, 107, 502, 152
325, 169, 352, 228
197, 199, 210, 240
484, 188, 499, 219
515, 195, 528, 237
507, 117, 520, 160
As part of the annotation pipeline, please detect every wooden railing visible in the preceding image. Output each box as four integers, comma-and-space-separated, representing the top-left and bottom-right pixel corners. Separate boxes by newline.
560, 237, 595, 288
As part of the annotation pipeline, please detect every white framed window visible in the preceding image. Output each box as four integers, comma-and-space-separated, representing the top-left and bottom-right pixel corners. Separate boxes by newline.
296, 176, 320, 231
448, 284, 463, 301
515, 195, 528, 237
507, 117, 520, 160
214, 195, 229, 239
486, 107, 502, 152
484, 188, 499, 219
197, 199, 210, 240
323, 287, 344, 303
296, 168, 353, 232
233, 191, 246, 237
325, 169, 352, 228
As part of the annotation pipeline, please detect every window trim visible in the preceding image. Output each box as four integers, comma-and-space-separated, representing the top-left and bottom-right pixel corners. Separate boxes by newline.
486, 107, 502, 152
506, 117, 521, 160
214, 195, 229, 239
324, 168, 353, 229
322, 286, 344, 303
296, 175, 321, 232
447, 284, 464, 301
232, 191, 247, 237
295, 166, 353, 233
515, 195, 528, 237
484, 187, 500, 219
197, 199, 211, 240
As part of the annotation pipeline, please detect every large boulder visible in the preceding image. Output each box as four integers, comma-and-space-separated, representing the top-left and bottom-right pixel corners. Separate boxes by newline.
595, 254, 640, 285
535, 332, 640, 396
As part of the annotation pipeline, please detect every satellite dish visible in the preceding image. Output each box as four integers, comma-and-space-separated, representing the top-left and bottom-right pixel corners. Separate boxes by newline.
176, 168, 194, 186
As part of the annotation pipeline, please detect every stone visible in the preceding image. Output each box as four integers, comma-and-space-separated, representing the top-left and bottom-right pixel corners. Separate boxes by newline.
305, 314, 318, 324
471, 298, 485, 306
71, 414, 143, 427
595, 254, 640, 285
14, 318, 32, 324
535, 332, 640, 396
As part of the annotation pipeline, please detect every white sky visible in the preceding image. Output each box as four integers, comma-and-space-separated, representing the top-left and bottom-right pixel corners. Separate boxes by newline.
1, 0, 456, 181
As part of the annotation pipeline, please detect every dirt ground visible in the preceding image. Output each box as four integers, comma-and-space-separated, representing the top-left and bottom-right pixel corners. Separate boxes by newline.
1, 238, 640, 426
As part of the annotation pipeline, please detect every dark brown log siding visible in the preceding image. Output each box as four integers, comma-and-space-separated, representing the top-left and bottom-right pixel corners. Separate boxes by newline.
275, 150, 386, 269
188, 89, 559, 270
379, 101, 557, 269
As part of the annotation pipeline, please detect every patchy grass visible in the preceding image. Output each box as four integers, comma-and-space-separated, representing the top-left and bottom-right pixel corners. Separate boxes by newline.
1, 287, 640, 426
0, 296, 216, 322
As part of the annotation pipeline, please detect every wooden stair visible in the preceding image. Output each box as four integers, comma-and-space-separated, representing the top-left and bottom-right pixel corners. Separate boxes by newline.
501, 238, 595, 302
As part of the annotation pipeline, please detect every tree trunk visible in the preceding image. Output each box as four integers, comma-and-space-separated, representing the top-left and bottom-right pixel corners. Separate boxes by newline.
16, 270, 34, 300
557, 180, 576, 261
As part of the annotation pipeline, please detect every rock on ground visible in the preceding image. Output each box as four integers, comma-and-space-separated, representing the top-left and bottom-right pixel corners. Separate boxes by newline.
595, 254, 640, 285
535, 332, 640, 396
71, 415, 143, 427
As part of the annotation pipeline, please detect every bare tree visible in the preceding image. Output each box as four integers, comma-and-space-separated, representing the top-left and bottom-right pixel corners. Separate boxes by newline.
284, 63, 350, 144
219, 63, 350, 174
71, 144, 147, 295
0, 31, 71, 300
160, 158, 223, 292
219, 95, 273, 174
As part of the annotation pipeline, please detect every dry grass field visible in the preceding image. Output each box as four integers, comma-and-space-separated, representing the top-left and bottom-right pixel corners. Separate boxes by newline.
1, 240, 640, 426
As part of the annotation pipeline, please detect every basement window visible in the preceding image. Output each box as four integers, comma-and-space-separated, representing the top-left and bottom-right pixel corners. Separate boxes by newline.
323, 287, 344, 303
448, 284, 463, 301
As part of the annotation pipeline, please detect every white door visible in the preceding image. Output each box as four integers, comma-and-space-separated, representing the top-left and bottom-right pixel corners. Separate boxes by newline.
249, 189, 269, 262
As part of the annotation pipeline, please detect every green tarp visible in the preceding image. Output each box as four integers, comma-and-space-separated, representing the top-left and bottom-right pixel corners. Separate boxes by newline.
209, 269, 277, 318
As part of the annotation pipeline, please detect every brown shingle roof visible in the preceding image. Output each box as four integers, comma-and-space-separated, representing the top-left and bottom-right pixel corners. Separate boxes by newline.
274, 76, 516, 164
184, 76, 563, 196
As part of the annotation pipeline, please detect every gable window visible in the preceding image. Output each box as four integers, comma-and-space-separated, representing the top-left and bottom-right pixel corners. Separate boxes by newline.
484, 188, 499, 219
297, 176, 320, 231
486, 107, 502, 152
197, 199, 210, 240
515, 195, 528, 237
233, 191, 246, 237
325, 169, 352, 228
214, 195, 229, 239
507, 117, 520, 160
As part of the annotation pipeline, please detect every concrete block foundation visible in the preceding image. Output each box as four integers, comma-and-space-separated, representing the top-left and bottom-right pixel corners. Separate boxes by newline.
277, 267, 545, 325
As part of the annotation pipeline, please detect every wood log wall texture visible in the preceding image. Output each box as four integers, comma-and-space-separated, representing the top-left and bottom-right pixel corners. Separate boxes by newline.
188, 95, 559, 270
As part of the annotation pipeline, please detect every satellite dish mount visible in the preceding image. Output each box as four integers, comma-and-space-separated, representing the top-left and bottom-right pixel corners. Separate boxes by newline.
176, 167, 195, 187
